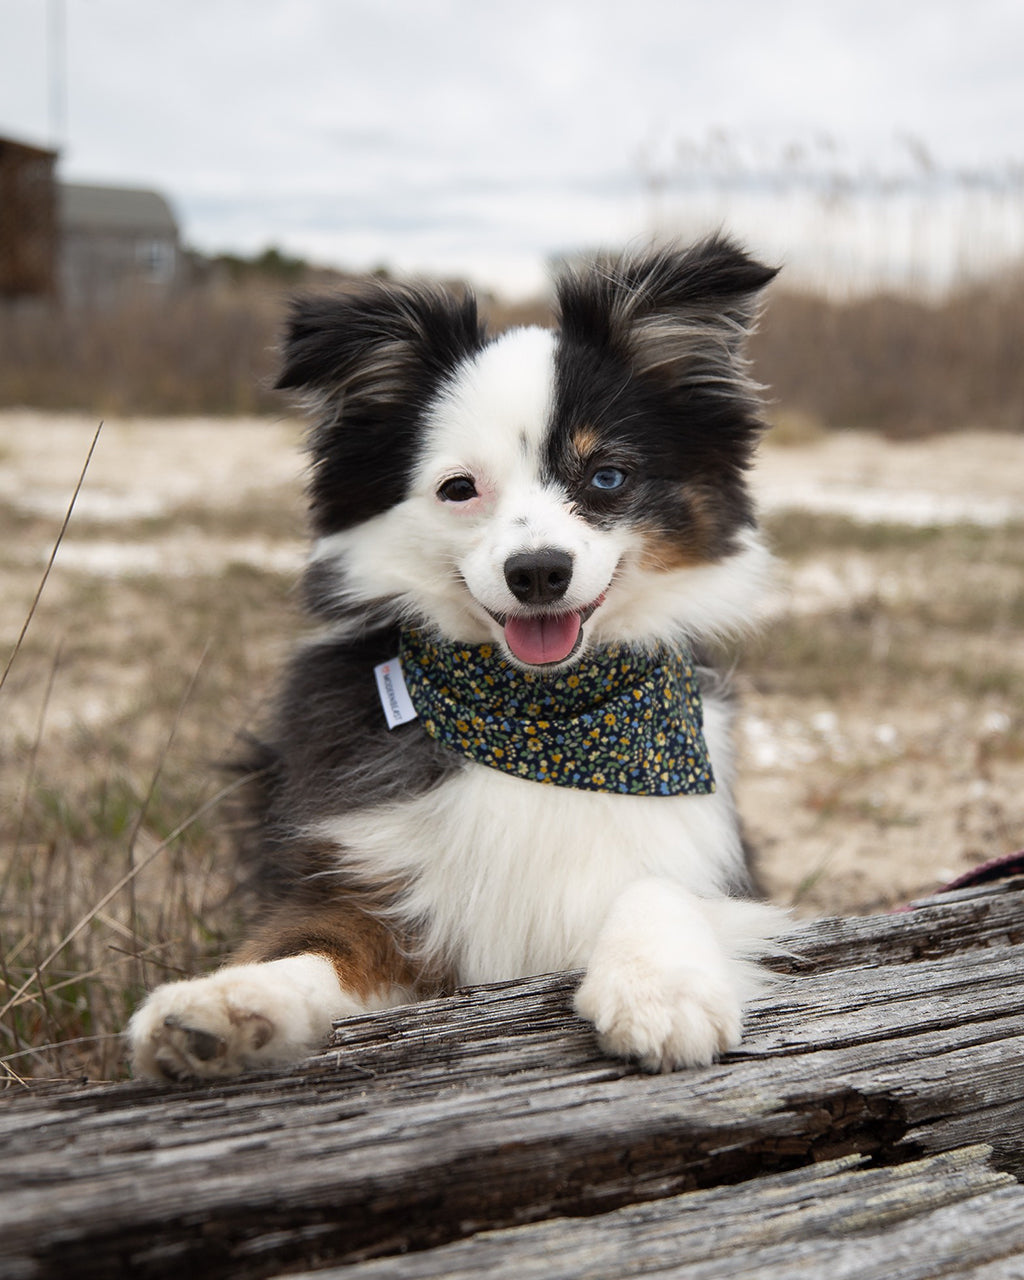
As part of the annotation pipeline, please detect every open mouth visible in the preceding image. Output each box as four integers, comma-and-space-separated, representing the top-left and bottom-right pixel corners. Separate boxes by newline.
486, 597, 605, 667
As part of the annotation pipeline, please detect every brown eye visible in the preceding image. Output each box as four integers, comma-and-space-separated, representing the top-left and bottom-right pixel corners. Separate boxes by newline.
437, 475, 478, 502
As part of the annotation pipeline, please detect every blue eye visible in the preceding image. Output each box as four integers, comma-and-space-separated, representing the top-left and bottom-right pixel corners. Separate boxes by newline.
589, 467, 627, 491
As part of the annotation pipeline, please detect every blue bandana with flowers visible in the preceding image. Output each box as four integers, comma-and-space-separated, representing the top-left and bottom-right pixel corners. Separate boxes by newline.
398, 629, 715, 797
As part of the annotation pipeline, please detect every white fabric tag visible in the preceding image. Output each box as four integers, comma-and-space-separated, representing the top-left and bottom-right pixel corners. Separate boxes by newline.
374, 656, 418, 730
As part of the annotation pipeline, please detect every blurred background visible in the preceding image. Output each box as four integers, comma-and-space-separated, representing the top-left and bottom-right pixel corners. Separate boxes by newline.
1, 0, 1023, 425
1, 0, 1023, 1079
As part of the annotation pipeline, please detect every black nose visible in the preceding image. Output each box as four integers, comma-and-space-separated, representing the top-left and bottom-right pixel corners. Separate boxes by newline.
504, 549, 574, 605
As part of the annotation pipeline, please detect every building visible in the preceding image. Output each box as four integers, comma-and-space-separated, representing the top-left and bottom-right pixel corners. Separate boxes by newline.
0, 133, 183, 307
59, 182, 182, 307
0, 136, 59, 299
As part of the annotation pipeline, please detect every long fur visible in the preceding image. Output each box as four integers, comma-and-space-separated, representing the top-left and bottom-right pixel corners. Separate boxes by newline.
128, 235, 785, 1083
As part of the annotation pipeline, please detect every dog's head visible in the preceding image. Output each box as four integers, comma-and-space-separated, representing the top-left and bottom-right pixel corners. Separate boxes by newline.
278, 236, 777, 668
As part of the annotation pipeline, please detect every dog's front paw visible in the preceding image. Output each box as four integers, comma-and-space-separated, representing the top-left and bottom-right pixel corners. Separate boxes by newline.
574, 959, 742, 1072
128, 977, 276, 1082
127, 956, 343, 1082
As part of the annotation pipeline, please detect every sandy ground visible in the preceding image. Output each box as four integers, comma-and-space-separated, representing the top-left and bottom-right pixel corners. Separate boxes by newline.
755, 431, 1024, 526
3, 410, 1024, 919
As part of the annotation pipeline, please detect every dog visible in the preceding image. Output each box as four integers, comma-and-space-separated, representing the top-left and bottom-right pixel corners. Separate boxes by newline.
128, 234, 784, 1082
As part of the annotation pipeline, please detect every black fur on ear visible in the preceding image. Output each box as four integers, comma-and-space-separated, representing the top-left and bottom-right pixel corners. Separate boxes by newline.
555, 235, 778, 395
277, 281, 486, 534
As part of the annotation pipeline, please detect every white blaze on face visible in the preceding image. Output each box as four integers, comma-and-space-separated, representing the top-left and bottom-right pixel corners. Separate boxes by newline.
414, 326, 626, 664
420, 325, 556, 489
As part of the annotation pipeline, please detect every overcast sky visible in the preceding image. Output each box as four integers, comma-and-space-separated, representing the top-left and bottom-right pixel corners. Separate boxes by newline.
2, 0, 1022, 295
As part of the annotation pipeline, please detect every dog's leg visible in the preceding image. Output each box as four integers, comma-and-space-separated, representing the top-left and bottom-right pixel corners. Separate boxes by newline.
574, 877, 780, 1072
128, 902, 414, 1081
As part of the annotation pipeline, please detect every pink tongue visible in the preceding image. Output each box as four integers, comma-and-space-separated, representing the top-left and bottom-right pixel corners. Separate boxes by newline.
504, 612, 582, 666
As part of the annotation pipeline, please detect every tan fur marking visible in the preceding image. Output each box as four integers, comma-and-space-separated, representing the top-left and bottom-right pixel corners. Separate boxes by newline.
233, 897, 440, 1000
571, 426, 601, 459
637, 487, 718, 571
638, 532, 711, 572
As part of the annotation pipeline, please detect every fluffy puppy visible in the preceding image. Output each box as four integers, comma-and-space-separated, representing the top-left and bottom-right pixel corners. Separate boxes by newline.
129, 235, 783, 1082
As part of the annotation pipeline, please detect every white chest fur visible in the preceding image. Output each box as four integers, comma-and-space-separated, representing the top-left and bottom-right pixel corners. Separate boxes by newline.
315, 690, 745, 984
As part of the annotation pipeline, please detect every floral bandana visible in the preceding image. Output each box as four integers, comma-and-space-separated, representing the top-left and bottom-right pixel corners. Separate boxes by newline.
397, 628, 716, 797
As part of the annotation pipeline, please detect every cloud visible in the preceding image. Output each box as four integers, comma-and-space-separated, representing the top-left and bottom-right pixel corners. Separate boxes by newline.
1, 0, 1022, 293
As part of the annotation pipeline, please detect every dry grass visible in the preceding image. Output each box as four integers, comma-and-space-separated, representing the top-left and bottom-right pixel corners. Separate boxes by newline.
0, 284, 285, 417
2, 264, 1024, 434
752, 271, 1024, 436
747, 515, 1024, 703
1, 557, 300, 1084
0, 276, 547, 420
734, 506, 1024, 918
0, 423, 304, 1083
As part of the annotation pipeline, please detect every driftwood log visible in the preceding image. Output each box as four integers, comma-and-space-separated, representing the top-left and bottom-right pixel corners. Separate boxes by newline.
3, 880, 1024, 1279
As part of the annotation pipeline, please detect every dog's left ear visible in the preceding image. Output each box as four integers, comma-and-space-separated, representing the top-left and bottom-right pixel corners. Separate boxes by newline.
557, 235, 778, 388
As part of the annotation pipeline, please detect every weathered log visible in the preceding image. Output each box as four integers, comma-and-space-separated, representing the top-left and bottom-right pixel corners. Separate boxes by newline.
1, 881, 1024, 1279
289, 1147, 1024, 1280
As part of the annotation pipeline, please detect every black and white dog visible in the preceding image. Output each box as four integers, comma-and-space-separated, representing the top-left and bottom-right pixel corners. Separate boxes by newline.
129, 235, 784, 1082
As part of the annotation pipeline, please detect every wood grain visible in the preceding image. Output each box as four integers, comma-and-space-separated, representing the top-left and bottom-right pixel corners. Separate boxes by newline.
2, 881, 1024, 1279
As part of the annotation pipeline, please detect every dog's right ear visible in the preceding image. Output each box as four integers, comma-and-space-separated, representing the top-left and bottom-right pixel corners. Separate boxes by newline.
276, 282, 485, 533
276, 282, 484, 413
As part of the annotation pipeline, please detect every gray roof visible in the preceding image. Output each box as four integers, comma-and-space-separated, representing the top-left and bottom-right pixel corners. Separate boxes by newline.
59, 183, 179, 237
